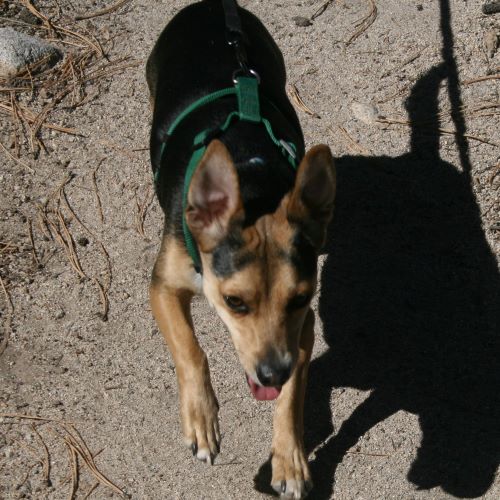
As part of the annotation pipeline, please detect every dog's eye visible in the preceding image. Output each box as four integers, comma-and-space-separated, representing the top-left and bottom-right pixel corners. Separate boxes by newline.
288, 293, 311, 311
223, 295, 249, 314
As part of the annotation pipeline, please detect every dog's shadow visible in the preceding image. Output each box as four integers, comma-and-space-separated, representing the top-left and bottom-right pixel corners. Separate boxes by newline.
255, 57, 499, 500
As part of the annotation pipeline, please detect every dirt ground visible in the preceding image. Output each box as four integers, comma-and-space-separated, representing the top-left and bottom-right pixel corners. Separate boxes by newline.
1, 0, 499, 499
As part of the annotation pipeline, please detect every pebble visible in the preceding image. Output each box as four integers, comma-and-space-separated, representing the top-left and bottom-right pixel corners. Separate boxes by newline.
0, 27, 61, 78
293, 16, 313, 27
77, 236, 90, 247
351, 101, 380, 124
483, 1, 500, 15
54, 309, 65, 320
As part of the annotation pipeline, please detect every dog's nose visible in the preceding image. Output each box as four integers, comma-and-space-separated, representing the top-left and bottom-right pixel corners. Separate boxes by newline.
256, 355, 292, 387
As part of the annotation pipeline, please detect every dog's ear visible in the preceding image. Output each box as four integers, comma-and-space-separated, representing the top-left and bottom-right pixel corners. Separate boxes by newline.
186, 139, 244, 252
286, 145, 336, 249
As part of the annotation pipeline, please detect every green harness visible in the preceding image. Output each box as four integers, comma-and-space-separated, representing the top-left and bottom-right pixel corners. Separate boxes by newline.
154, 75, 299, 273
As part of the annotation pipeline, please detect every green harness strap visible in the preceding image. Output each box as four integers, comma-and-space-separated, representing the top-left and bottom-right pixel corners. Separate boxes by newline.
236, 76, 260, 122
155, 76, 298, 272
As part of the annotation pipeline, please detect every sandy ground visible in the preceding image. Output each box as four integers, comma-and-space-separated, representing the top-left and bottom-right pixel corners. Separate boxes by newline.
1, 0, 499, 499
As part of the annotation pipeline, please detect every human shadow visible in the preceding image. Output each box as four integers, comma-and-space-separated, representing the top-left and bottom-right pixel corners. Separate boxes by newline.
302, 60, 500, 498
255, 0, 499, 497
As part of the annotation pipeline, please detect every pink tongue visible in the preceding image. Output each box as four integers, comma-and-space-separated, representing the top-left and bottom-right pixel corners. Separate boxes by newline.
246, 375, 281, 401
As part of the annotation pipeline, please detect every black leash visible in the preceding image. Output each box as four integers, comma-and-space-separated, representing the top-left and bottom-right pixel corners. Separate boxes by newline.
222, 0, 251, 75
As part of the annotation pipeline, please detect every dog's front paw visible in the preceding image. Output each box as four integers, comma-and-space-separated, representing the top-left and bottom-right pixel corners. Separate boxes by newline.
180, 382, 220, 464
271, 445, 312, 499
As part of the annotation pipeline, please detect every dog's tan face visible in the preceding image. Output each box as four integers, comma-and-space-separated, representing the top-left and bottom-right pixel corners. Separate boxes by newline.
201, 208, 317, 386
186, 140, 336, 397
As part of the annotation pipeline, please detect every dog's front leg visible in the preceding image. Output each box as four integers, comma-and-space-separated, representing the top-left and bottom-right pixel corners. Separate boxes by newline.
271, 309, 315, 499
150, 282, 220, 464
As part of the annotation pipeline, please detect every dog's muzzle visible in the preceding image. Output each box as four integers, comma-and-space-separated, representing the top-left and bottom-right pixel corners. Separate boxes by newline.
245, 351, 293, 401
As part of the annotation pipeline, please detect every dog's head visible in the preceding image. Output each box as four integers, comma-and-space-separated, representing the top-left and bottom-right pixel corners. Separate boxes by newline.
186, 140, 336, 400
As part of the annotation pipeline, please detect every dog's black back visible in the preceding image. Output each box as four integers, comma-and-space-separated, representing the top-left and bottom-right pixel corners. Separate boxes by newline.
147, 0, 304, 236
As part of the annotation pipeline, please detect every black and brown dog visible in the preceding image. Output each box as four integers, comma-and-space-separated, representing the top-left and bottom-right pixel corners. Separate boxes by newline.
146, 0, 335, 497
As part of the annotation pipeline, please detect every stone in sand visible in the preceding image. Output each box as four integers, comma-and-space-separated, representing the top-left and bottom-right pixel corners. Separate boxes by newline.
0, 27, 61, 78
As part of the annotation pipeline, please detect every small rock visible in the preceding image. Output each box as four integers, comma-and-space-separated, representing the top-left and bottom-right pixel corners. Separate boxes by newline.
54, 309, 65, 320
484, 29, 499, 58
0, 27, 61, 78
293, 16, 313, 27
482, 2, 500, 15
351, 101, 380, 124
51, 366, 68, 375
77, 236, 90, 247
102, 27, 113, 42
416, 4, 423, 11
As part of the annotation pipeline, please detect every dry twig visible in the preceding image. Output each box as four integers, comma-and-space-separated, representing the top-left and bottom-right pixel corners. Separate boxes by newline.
16, 463, 39, 490
0, 100, 80, 136
287, 84, 321, 118
58, 185, 112, 319
346, 450, 389, 457
12, 436, 41, 462
0, 140, 33, 172
41, 193, 87, 279
83, 482, 100, 499
381, 47, 427, 78
311, 0, 335, 20
0, 241, 19, 254
31, 424, 51, 486
377, 117, 499, 147
346, 0, 378, 45
2, 415, 125, 498
0, 275, 14, 356
60, 426, 127, 498
92, 168, 105, 224
464, 74, 500, 85
332, 125, 371, 155
134, 187, 154, 239
0, 413, 72, 425
75, 0, 131, 21
26, 219, 41, 267
66, 440, 79, 500
98, 138, 138, 159
93, 278, 109, 321
23, 0, 55, 33
0, 87, 30, 92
